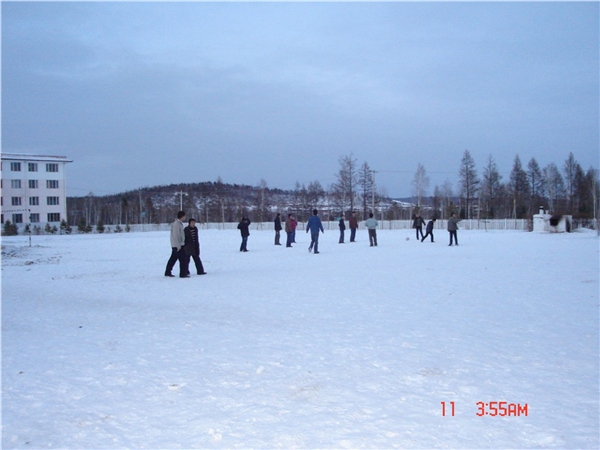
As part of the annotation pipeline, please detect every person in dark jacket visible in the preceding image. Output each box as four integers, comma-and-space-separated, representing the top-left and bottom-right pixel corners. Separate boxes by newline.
237, 216, 251, 252
338, 213, 346, 243
184, 218, 206, 275
349, 211, 358, 242
412, 213, 426, 240
274, 213, 282, 246
306, 209, 324, 254
291, 216, 298, 243
421, 218, 436, 243
447, 212, 461, 246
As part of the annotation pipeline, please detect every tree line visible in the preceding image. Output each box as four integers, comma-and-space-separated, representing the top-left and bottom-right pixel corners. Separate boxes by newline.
65, 151, 598, 230
448, 150, 599, 223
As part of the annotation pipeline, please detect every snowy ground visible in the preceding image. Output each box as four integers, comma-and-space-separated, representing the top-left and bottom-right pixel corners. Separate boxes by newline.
2, 227, 599, 449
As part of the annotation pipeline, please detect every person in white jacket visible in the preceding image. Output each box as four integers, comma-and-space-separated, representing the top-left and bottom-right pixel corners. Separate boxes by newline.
165, 211, 189, 277
364, 213, 378, 247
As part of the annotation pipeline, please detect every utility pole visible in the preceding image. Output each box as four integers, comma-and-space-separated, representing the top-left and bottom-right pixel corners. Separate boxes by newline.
176, 190, 187, 211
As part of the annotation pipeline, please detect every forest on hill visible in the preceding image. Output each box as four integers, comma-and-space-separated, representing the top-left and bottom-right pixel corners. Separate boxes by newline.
66, 151, 599, 229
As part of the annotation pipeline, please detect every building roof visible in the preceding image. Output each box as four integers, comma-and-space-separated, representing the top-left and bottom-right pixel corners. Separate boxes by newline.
1, 153, 73, 163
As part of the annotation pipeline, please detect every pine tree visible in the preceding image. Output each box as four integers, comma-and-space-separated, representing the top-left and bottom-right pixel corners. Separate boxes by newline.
509, 155, 529, 219
2, 220, 18, 236
458, 150, 479, 219
78, 217, 87, 233
527, 158, 545, 215
60, 219, 72, 234
481, 155, 502, 219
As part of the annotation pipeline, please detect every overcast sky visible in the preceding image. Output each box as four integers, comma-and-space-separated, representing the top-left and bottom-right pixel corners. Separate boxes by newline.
2, 2, 598, 198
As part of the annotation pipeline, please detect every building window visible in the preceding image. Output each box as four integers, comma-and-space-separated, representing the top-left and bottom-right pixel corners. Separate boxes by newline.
29, 197, 39, 206
10, 162, 21, 172
30, 213, 40, 223
29, 179, 39, 189
46, 180, 59, 189
47, 213, 60, 222
11, 197, 22, 206
28, 163, 38, 172
47, 196, 60, 206
10, 179, 21, 189
46, 163, 59, 173
12, 214, 23, 224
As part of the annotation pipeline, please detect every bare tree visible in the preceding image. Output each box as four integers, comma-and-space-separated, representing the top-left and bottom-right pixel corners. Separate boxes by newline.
563, 152, 579, 214
255, 179, 270, 224
411, 163, 430, 209
307, 180, 325, 209
587, 167, 600, 234
441, 179, 454, 220
358, 161, 375, 219
543, 162, 565, 214
333, 153, 359, 213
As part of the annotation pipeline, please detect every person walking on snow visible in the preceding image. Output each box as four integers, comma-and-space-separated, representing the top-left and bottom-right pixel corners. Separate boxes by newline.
448, 212, 461, 246
412, 213, 426, 240
274, 213, 282, 246
237, 216, 251, 252
306, 209, 324, 253
421, 218, 436, 243
165, 211, 189, 278
184, 218, 206, 275
338, 213, 346, 243
365, 212, 378, 247
285, 213, 294, 247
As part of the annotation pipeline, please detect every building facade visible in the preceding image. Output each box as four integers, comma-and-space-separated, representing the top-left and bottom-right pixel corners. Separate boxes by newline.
1, 153, 73, 231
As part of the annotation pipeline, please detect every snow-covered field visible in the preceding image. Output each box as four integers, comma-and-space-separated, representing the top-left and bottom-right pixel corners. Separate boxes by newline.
2, 228, 599, 449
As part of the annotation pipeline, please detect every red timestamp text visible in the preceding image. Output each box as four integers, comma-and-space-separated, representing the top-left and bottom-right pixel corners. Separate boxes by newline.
440, 401, 528, 417
476, 401, 528, 417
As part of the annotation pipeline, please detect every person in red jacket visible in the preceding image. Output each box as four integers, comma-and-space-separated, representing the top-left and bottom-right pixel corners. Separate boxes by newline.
349, 211, 358, 242
285, 214, 294, 247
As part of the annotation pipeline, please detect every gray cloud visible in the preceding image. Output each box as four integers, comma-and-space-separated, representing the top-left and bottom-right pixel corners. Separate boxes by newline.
2, 2, 598, 197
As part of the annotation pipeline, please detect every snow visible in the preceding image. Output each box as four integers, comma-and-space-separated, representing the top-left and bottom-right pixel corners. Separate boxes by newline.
2, 227, 599, 449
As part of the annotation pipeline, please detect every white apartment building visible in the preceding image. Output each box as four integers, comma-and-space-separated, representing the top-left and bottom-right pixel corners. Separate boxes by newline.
1, 153, 73, 230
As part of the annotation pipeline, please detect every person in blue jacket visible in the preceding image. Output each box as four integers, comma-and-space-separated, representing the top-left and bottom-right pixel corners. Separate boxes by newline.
306, 209, 324, 254
338, 213, 346, 244
237, 216, 251, 252
421, 218, 436, 243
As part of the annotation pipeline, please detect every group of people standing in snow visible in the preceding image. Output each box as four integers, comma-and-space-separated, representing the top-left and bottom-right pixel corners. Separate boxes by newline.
412, 212, 462, 245
165, 209, 463, 277
164, 211, 207, 278
272, 210, 325, 253
336, 211, 378, 246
